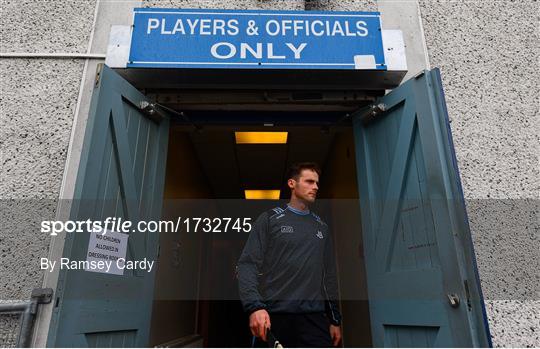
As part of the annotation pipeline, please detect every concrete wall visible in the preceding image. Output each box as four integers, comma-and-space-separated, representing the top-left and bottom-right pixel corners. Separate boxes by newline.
0, 0, 96, 346
143, 0, 305, 10
418, 2, 539, 346
0, 0, 96, 300
0, 0, 537, 347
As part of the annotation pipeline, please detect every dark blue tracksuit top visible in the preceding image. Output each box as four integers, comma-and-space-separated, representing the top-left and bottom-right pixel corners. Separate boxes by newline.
237, 205, 342, 326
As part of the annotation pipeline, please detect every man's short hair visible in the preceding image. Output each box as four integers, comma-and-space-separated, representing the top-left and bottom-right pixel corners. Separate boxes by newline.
287, 162, 321, 181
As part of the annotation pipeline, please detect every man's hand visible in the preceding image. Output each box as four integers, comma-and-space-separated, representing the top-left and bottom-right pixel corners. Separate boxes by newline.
330, 324, 342, 347
249, 309, 271, 341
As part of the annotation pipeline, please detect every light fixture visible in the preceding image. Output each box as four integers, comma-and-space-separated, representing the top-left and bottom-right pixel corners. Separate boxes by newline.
235, 132, 288, 144
244, 190, 281, 200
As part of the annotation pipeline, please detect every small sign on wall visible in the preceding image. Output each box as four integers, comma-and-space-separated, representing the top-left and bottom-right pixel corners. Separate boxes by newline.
85, 229, 129, 275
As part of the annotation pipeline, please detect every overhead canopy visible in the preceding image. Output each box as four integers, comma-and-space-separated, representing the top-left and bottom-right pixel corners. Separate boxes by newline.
113, 66, 406, 91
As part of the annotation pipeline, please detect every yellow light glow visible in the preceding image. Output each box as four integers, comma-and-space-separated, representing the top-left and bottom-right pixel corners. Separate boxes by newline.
235, 132, 288, 144
244, 190, 281, 200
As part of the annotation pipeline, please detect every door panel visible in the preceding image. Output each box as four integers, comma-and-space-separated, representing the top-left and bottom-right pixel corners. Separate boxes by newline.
47, 65, 170, 347
353, 69, 491, 347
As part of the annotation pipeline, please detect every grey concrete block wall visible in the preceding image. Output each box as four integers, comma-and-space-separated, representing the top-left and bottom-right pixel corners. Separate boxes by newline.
0, 60, 86, 300
419, 1, 540, 347
466, 200, 540, 347
0, 311, 19, 347
0, 60, 84, 201
0, 58, 85, 346
0, 0, 94, 300
0, 0, 96, 329
0, 0, 97, 53
418, 1, 539, 199
0, 1, 94, 345
305, 0, 377, 11
142, 0, 305, 10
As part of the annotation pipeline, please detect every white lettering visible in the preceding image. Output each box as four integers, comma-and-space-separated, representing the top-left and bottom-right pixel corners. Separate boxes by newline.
116, 258, 155, 272
171, 19, 185, 35
213, 19, 226, 35
211, 42, 236, 59
147, 18, 245, 36
227, 19, 239, 35
41, 221, 51, 234
285, 43, 307, 59
186, 18, 200, 35
331, 21, 345, 36
281, 20, 292, 35
311, 20, 324, 36
200, 19, 211, 35
60, 257, 69, 270
41, 258, 55, 272
356, 20, 369, 36
267, 43, 285, 59
146, 19, 371, 38
240, 43, 263, 59
344, 21, 356, 36
64, 221, 75, 233
266, 20, 280, 36
293, 20, 304, 36
160, 19, 171, 34
147, 18, 159, 34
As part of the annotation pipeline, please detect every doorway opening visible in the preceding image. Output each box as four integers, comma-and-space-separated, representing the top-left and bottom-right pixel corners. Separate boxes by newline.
148, 110, 372, 347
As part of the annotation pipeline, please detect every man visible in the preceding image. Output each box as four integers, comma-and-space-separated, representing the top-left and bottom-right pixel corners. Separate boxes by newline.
237, 162, 342, 348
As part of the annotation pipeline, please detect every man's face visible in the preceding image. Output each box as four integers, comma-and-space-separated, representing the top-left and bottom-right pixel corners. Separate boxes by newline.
289, 169, 319, 203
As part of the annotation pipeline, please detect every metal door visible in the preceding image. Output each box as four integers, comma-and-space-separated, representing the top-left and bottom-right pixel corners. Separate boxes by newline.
353, 69, 491, 347
47, 65, 170, 347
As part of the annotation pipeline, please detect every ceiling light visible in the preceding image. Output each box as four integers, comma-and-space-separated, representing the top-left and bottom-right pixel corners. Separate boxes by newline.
244, 190, 281, 200
235, 132, 288, 144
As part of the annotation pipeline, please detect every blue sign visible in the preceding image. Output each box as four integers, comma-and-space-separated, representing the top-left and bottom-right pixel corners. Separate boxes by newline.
128, 8, 385, 70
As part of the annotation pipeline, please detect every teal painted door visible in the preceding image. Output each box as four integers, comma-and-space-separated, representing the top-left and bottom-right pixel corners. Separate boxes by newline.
353, 69, 491, 347
47, 65, 170, 347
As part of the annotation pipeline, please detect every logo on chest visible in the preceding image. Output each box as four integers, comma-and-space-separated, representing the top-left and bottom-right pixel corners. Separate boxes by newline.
280, 226, 294, 233
316, 230, 324, 239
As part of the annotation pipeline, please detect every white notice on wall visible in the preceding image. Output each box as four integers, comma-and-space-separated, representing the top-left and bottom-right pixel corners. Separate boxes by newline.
85, 228, 128, 275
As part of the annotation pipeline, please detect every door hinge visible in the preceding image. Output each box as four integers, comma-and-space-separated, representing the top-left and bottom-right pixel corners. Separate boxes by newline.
447, 293, 460, 308
30, 288, 54, 314
464, 280, 473, 311
138, 100, 167, 123
31, 288, 53, 304
94, 63, 104, 88
414, 70, 426, 79
357, 103, 387, 124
